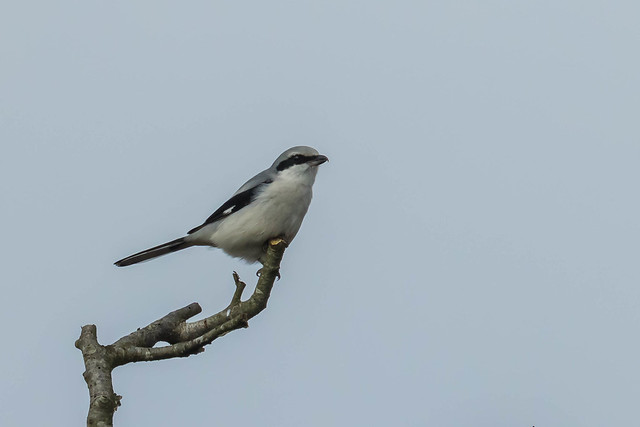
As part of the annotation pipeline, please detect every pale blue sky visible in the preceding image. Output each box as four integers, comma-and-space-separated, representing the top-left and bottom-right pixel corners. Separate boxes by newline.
1, 1, 639, 426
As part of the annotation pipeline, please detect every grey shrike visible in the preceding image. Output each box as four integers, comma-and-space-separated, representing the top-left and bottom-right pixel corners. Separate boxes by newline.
114, 146, 328, 267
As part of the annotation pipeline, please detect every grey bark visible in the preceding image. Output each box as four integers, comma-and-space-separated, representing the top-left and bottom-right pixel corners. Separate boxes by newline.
75, 238, 287, 426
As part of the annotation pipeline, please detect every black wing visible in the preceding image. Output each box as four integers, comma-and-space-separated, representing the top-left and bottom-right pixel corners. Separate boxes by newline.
187, 181, 270, 235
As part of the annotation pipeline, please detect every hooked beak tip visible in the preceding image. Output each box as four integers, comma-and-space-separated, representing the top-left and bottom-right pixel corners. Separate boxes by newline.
313, 154, 329, 165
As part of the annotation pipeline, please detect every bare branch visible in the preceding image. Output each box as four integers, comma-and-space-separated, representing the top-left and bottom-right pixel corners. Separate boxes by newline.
75, 325, 121, 426
75, 238, 287, 426
229, 271, 247, 307
112, 302, 203, 348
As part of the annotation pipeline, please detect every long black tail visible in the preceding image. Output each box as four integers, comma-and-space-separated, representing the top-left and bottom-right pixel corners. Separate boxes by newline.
114, 237, 194, 267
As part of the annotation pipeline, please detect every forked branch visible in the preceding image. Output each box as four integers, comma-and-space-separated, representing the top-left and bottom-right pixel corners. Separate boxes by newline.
75, 238, 287, 426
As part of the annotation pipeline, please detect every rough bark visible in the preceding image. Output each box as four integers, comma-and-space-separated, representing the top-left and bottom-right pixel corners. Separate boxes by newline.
75, 238, 287, 426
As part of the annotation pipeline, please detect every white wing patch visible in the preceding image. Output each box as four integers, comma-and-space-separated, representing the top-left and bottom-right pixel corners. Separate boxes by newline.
223, 206, 235, 215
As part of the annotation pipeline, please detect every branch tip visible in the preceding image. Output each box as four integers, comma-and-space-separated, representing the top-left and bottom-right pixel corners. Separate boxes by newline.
230, 272, 247, 307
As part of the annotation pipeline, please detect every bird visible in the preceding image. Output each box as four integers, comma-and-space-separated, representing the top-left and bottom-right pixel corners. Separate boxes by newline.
114, 146, 328, 267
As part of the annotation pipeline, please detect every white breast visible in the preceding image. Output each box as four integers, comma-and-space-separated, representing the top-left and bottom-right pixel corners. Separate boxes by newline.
188, 165, 317, 262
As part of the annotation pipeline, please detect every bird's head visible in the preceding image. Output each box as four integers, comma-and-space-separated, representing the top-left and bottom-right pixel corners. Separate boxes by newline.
272, 146, 329, 179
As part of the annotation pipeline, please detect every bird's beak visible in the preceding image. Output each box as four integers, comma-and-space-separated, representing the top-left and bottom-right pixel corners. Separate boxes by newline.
309, 154, 329, 166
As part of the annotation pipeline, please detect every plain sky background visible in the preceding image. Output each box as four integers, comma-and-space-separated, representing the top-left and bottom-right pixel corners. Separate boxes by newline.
1, 1, 639, 426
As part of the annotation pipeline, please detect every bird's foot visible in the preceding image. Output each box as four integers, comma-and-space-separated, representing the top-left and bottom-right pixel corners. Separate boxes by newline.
261, 236, 290, 253
271, 236, 289, 247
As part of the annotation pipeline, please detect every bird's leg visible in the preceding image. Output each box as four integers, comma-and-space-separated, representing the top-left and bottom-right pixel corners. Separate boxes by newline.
256, 237, 288, 280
